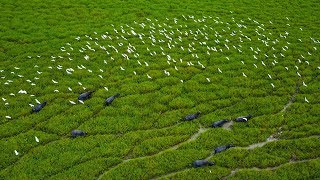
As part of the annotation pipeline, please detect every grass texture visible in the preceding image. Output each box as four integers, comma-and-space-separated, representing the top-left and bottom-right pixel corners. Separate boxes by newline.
0, 0, 319, 179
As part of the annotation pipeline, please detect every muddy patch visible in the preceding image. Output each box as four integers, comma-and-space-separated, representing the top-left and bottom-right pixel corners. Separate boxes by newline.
246, 136, 278, 150
222, 121, 233, 130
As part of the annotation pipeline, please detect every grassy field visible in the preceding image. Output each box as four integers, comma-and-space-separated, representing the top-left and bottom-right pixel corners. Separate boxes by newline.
0, 0, 320, 179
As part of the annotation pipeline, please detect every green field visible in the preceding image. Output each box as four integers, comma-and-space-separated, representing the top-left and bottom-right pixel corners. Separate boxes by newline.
1, 0, 320, 179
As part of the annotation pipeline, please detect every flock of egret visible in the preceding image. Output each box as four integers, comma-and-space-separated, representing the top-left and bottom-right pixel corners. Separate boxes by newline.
0, 14, 319, 157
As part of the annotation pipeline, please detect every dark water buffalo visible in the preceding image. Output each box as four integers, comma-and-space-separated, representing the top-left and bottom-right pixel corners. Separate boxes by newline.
235, 114, 252, 122
214, 144, 235, 154
71, 130, 86, 138
32, 101, 47, 113
183, 112, 201, 121
105, 93, 120, 106
192, 160, 214, 168
78, 91, 94, 101
212, 119, 229, 128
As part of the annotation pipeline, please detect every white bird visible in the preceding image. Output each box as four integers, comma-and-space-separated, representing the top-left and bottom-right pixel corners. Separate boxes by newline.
304, 97, 309, 103
271, 83, 275, 88
218, 68, 222, 73
206, 78, 211, 82
285, 67, 289, 71
68, 87, 72, 91
29, 104, 34, 107
69, 100, 76, 105
147, 74, 152, 79
78, 100, 84, 104
104, 87, 109, 91
133, 71, 137, 75
242, 72, 247, 77
297, 72, 301, 77
18, 90, 27, 94
35, 136, 39, 143
268, 74, 272, 79
6, 116, 11, 119
2, 97, 6, 101
54, 90, 59, 93
302, 81, 307, 87
120, 66, 125, 71
10, 93, 15, 96
180, 79, 184, 83
253, 64, 258, 68
35, 99, 41, 104
52, 79, 58, 84
14, 150, 19, 156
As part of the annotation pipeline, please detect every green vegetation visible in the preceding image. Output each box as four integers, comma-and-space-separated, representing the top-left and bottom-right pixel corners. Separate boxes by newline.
0, 0, 319, 179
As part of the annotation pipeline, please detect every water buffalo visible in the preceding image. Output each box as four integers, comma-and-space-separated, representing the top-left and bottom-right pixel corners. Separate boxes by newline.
212, 119, 229, 128
235, 114, 252, 122
32, 101, 47, 113
78, 91, 94, 101
192, 160, 214, 168
183, 112, 201, 121
214, 144, 235, 154
71, 130, 86, 138
105, 93, 120, 106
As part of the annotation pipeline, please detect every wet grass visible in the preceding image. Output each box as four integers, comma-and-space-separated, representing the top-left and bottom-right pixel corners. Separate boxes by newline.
0, 0, 320, 179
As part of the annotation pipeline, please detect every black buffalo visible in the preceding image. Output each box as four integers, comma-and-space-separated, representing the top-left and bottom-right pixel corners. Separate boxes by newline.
212, 119, 229, 128
105, 93, 120, 106
183, 112, 201, 121
78, 91, 94, 101
71, 130, 86, 138
214, 144, 235, 154
235, 114, 252, 122
32, 101, 47, 113
192, 160, 214, 168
